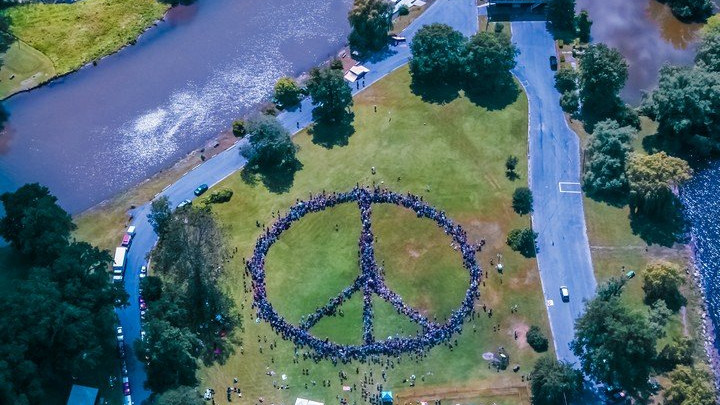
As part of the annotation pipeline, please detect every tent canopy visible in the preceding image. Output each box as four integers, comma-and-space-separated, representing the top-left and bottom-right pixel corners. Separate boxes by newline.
381, 391, 393, 402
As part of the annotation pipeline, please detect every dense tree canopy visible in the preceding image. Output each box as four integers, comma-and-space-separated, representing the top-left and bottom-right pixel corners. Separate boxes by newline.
626, 152, 692, 217
696, 27, 720, 72
506, 227, 537, 257
529, 356, 583, 405
642, 261, 686, 310
526, 325, 548, 352
409, 23, 466, 83
273, 77, 302, 108
664, 366, 717, 405
657, 335, 695, 372
554, 67, 578, 94
240, 115, 299, 171
512, 187, 533, 215
148, 195, 172, 236
658, 0, 713, 22
582, 119, 635, 198
641, 65, 720, 153
0, 183, 75, 266
306, 66, 354, 124
348, 0, 393, 53
576, 10, 592, 43
571, 284, 657, 398
546, 0, 576, 35
463, 31, 518, 91
156, 386, 206, 405
578, 44, 632, 126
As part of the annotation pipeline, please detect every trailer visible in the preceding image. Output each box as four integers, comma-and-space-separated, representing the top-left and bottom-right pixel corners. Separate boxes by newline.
112, 247, 128, 282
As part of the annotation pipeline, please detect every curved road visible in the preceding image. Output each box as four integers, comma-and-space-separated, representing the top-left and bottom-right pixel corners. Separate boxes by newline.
511, 21, 597, 364
116, 0, 478, 402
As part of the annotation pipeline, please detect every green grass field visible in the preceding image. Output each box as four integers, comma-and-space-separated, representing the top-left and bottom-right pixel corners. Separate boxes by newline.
197, 66, 545, 404
0, 36, 55, 98
0, 0, 168, 95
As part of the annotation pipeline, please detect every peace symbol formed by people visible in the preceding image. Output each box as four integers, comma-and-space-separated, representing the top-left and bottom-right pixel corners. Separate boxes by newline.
246, 187, 482, 361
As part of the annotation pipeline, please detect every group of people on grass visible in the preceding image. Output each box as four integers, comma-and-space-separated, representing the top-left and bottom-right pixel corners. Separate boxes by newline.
246, 186, 482, 361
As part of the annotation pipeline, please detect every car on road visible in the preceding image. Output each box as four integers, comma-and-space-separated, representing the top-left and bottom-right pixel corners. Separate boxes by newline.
121, 361, 128, 376
121, 233, 132, 248
124, 395, 133, 405
122, 376, 131, 396
116, 326, 124, 343
140, 265, 147, 278
118, 342, 125, 359
141, 330, 146, 342
194, 184, 209, 196
549, 55, 558, 71
139, 297, 147, 310
177, 199, 192, 209
560, 286, 570, 302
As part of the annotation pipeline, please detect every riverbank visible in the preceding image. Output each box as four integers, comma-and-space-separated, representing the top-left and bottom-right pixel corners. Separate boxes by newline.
0, 0, 169, 99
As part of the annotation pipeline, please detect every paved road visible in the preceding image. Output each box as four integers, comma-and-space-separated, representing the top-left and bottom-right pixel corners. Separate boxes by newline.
511, 21, 597, 364
117, 0, 477, 402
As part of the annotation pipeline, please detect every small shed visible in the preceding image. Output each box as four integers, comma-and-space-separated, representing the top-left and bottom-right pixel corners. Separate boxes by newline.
67, 385, 99, 405
381, 391, 393, 404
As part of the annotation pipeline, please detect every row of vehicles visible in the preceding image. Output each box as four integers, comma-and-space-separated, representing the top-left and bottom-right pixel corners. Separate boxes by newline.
112, 226, 136, 283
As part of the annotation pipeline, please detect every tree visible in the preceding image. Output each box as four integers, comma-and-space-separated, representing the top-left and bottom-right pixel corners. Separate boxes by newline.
157, 386, 205, 405
546, 0, 576, 35
641, 65, 720, 153
512, 187, 533, 215
642, 261, 686, 310
657, 335, 694, 371
409, 23, 467, 83
576, 10, 592, 43
582, 119, 635, 198
526, 325, 548, 352
397, 4, 410, 16
505, 155, 519, 180
148, 195, 172, 236
141, 276, 164, 303
578, 44, 629, 126
0, 183, 75, 266
463, 31, 518, 91
658, 0, 713, 22
696, 29, 720, 72
274, 77, 302, 108
232, 119, 246, 138
559, 91, 579, 114
348, 0, 393, 53
648, 299, 672, 337
626, 152, 692, 217
664, 366, 717, 405
240, 115, 299, 171
529, 356, 583, 405
306, 66, 353, 124
136, 319, 200, 393
571, 287, 657, 398
506, 227, 537, 258
554, 67, 578, 93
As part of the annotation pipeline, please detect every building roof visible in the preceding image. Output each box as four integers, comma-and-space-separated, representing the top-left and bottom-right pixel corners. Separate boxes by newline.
67, 385, 99, 405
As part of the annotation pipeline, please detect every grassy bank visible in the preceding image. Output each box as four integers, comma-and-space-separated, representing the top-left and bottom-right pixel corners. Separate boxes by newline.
0, 0, 168, 98
195, 65, 546, 404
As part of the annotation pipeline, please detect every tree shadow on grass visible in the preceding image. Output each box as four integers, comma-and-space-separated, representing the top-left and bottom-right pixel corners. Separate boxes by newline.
410, 78, 461, 104
241, 159, 302, 194
585, 189, 629, 209
309, 113, 355, 149
629, 205, 689, 247
464, 75, 520, 111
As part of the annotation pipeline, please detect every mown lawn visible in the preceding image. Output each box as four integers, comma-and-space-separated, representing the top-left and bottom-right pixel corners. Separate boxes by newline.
1, 0, 168, 77
198, 65, 545, 404
0, 35, 55, 99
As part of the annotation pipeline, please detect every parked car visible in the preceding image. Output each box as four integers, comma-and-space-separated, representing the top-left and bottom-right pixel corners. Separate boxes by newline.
121, 361, 128, 376
560, 286, 570, 302
126, 226, 136, 236
626, 270, 636, 279
139, 297, 147, 310
177, 199, 192, 209
141, 330, 146, 342
139, 265, 147, 278
194, 184, 209, 196
549, 55, 558, 71
121, 233, 132, 247
116, 326, 124, 343
122, 376, 131, 396
118, 342, 125, 359
124, 395, 133, 405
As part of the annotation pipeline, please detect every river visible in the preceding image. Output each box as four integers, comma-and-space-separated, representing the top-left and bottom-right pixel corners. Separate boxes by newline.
0, 0, 351, 213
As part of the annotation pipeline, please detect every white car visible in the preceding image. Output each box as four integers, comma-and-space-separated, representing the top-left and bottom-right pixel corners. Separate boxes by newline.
139, 265, 147, 278
116, 326, 124, 342
140, 330, 146, 342
560, 286, 570, 302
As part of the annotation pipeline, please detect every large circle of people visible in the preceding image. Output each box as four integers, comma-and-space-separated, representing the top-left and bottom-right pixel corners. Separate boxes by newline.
247, 187, 481, 362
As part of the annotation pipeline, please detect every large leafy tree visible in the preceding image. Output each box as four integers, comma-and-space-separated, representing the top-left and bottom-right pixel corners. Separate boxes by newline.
306, 66, 353, 124
348, 0, 393, 53
546, 0, 576, 35
626, 152, 692, 217
529, 357, 583, 405
0, 183, 75, 266
409, 23, 466, 83
240, 115, 299, 171
506, 227, 537, 258
463, 31, 518, 91
664, 366, 717, 405
273, 77, 302, 108
554, 67, 578, 93
148, 195, 172, 236
157, 386, 205, 405
582, 119, 635, 198
512, 187, 533, 215
641, 65, 720, 153
571, 284, 657, 399
695, 27, 720, 71
659, 0, 713, 22
642, 261, 686, 310
576, 10, 592, 43
578, 44, 629, 125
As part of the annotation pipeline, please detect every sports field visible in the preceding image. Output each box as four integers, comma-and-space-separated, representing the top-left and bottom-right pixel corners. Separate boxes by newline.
198, 66, 550, 404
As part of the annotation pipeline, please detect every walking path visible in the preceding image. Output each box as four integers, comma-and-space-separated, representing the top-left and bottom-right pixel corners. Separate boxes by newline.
511, 21, 597, 364
117, 0, 477, 402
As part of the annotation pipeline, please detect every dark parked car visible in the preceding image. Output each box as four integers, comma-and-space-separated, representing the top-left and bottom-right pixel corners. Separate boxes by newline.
550, 55, 558, 71
194, 184, 209, 196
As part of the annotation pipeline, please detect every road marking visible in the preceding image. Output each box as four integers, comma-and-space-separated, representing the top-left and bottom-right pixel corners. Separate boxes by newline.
558, 181, 582, 194
546, 299, 554, 307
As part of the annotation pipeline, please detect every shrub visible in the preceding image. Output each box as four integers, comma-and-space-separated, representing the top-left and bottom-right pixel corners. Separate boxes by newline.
205, 189, 234, 204
559, 91, 579, 114
507, 227, 537, 257
398, 4, 410, 15
274, 77, 302, 108
512, 187, 533, 215
232, 119, 247, 138
494, 22, 504, 33
526, 325, 549, 352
